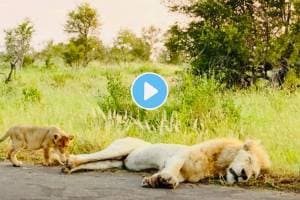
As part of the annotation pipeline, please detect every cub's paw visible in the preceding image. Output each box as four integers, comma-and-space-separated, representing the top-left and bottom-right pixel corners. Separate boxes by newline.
61, 166, 72, 174
142, 172, 179, 189
65, 155, 79, 169
12, 161, 23, 167
42, 162, 50, 167
43, 161, 60, 167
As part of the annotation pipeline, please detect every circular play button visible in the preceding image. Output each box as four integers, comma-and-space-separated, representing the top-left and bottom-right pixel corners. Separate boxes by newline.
131, 73, 169, 110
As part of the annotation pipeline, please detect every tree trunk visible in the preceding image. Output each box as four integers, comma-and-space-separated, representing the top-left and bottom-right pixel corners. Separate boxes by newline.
5, 62, 16, 84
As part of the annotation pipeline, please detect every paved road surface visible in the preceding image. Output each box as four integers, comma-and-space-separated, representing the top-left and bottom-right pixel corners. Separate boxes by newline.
0, 162, 299, 200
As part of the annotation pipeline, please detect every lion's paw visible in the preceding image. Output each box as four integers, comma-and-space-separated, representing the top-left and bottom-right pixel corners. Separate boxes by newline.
142, 172, 179, 189
64, 155, 78, 169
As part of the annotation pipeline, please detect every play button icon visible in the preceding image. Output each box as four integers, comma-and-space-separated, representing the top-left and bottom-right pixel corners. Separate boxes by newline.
144, 82, 158, 101
131, 73, 169, 110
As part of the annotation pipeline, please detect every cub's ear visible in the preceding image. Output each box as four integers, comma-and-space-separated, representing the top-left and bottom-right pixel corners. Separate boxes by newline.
53, 133, 61, 143
68, 135, 74, 141
243, 140, 261, 151
53, 134, 59, 140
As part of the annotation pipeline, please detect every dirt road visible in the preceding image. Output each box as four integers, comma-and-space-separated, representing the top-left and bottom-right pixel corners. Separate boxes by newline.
0, 162, 299, 200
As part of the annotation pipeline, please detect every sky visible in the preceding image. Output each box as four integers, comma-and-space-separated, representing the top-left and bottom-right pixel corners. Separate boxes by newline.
0, 0, 181, 50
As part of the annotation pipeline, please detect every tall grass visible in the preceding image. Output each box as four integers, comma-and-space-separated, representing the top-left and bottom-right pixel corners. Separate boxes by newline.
0, 62, 299, 176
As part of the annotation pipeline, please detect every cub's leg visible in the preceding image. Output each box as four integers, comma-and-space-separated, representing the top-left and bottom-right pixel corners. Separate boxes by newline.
142, 150, 189, 189
43, 148, 52, 166
66, 137, 149, 169
62, 160, 123, 174
8, 147, 23, 167
8, 138, 26, 167
49, 150, 65, 166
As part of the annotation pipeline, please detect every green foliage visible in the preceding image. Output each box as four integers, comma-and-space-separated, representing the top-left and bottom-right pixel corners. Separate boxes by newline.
62, 37, 104, 67
38, 41, 65, 68
4, 19, 34, 83
64, 2, 100, 38
64, 3, 102, 66
22, 86, 42, 103
165, 0, 300, 87
22, 55, 35, 67
163, 25, 187, 64
62, 40, 83, 67
5, 20, 34, 65
109, 29, 151, 62
52, 73, 74, 87
4, 19, 34, 67
284, 69, 300, 91
98, 73, 139, 116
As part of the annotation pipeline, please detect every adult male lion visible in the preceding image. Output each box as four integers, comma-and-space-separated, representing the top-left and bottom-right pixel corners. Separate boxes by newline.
63, 137, 271, 189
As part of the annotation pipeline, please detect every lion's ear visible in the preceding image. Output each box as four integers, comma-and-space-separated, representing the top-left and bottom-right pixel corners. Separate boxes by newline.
243, 140, 261, 151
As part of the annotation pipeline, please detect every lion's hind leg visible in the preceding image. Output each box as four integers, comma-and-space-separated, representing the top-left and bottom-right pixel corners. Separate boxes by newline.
66, 137, 149, 169
62, 160, 123, 174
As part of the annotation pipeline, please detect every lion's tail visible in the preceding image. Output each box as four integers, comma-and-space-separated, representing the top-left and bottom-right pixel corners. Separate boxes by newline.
0, 131, 10, 143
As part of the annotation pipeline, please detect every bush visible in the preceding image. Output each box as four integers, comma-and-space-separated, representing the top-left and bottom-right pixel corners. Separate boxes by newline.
22, 86, 42, 102
284, 69, 300, 91
52, 73, 74, 87
23, 55, 35, 67
63, 41, 83, 67
109, 29, 151, 63
165, 0, 300, 88
98, 73, 140, 117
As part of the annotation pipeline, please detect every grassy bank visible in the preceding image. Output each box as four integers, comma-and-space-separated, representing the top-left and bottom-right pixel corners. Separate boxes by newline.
0, 62, 299, 180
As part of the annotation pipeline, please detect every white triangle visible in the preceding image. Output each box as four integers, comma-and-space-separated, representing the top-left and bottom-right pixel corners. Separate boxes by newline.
144, 82, 158, 101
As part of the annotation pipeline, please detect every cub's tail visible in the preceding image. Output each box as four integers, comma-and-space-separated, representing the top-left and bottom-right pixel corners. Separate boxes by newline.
0, 131, 10, 143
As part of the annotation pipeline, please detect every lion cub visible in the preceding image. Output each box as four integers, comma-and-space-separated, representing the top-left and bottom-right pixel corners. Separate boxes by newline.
0, 126, 74, 167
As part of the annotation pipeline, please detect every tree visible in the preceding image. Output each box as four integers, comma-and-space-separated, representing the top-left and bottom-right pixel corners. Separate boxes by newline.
110, 29, 151, 62
163, 25, 188, 64
64, 3, 101, 66
4, 19, 34, 83
142, 26, 162, 60
164, 0, 299, 87
38, 41, 65, 68
63, 37, 104, 67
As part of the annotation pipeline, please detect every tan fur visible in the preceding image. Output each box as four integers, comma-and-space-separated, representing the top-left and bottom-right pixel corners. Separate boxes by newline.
0, 126, 73, 167
64, 137, 271, 189
179, 139, 243, 182
180, 139, 271, 183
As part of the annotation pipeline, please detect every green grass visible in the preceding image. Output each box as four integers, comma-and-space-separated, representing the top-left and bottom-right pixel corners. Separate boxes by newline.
0, 62, 299, 178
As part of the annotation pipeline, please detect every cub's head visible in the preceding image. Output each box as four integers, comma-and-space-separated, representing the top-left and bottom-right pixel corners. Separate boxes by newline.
53, 134, 74, 152
51, 128, 74, 152
226, 140, 271, 184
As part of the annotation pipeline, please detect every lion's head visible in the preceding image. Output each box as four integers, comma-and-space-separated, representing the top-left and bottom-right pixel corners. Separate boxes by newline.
226, 140, 271, 184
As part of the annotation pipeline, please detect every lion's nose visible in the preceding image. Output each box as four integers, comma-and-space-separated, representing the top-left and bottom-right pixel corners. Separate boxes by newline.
241, 169, 248, 180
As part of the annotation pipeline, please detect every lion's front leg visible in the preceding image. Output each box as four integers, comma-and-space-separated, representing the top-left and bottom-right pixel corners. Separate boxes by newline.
142, 150, 189, 189
142, 172, 179, 189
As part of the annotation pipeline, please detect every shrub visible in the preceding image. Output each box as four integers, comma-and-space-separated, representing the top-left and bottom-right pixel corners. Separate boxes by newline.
22, 86, 42, 102
284, 69, 300, 92
98, 73, 140, 117
109, 29, 151, 63
52, 73, 74, 87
